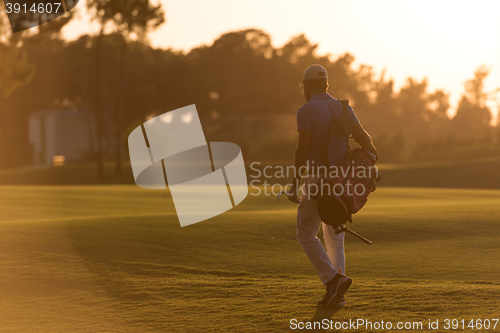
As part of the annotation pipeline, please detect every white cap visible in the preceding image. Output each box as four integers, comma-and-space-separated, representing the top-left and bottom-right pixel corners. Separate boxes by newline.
299, 64, 328, 86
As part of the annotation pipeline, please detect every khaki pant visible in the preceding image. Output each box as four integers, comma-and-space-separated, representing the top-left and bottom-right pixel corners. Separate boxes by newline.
296, 176, 345, 285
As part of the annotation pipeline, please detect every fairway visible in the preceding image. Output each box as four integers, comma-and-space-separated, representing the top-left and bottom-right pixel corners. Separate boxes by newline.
1, 186, 499, 332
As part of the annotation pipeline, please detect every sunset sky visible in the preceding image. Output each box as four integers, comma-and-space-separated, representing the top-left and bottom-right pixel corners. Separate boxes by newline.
63, 0, 500, 117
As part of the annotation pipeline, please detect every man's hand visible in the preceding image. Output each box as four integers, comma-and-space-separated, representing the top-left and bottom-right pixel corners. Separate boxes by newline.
287, 181, 301, 204
352, 122, 378, 159
366, 144, 379, 160
290, 129, 310, 204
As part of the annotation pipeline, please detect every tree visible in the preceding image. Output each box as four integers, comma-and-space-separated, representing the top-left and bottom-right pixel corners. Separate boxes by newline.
363, 72, 401, 158
0, 10, 35, 100
0, 8, 73, 168
452, 66, 492, 143
397, 78, 431, 150
87, 0, 165, 175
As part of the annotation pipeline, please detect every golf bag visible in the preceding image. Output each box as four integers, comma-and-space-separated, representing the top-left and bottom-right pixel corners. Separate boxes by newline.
313, 99, 381, 228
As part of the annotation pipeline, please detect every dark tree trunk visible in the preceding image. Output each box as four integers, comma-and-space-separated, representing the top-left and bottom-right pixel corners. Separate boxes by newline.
115, 37, 127, 174
94, 26, 105, 177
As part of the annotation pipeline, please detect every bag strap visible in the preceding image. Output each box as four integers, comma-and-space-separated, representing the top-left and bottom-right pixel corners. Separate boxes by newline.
325, 99, 354, 167
338, 99, 353, 152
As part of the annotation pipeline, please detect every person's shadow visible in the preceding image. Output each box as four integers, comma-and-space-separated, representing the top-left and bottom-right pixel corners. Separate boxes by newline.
304, 303, 344, 332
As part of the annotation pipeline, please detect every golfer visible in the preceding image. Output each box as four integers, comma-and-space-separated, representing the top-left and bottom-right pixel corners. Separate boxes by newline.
288, 64, 378, 308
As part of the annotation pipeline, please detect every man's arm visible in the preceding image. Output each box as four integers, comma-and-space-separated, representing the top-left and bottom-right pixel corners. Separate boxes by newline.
289, 129, 311, 203
294, 129, 311, 177
352, 122, 378, 159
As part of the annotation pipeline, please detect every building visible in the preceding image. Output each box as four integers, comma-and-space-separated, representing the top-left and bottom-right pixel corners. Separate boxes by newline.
29, 110, 96, 167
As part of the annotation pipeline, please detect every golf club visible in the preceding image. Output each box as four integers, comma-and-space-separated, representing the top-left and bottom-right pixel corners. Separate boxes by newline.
277, 191, 372, 246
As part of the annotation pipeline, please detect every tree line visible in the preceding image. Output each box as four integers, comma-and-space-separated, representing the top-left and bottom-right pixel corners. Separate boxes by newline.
1, 4, 498, 170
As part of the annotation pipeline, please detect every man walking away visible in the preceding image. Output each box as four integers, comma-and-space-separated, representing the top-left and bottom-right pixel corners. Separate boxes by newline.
288, 64, 378, 308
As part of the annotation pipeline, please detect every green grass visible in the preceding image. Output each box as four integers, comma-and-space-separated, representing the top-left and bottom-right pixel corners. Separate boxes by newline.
1, 186, 500, 332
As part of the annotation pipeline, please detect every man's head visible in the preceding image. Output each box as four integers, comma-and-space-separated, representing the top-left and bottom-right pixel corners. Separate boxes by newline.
300, 64, 329, 102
